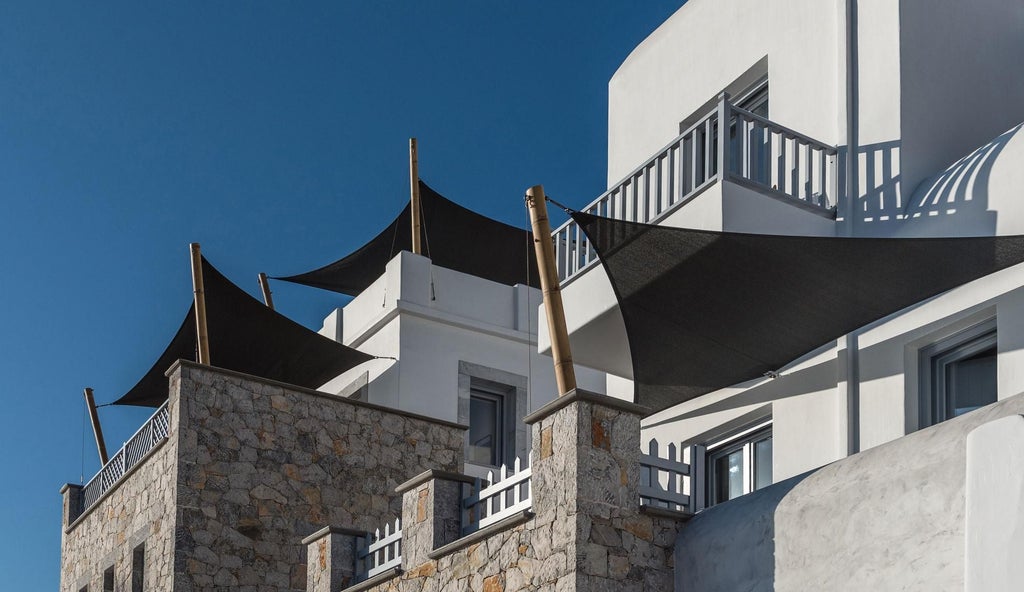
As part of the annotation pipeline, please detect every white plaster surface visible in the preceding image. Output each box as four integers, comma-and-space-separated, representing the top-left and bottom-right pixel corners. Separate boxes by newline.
677, 390, 1024, 592
965, 414, 1024, 592
320, 250, 607, 434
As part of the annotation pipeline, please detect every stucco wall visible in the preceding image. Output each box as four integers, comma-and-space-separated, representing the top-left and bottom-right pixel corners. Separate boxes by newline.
324, 250, 608, 437
898, 0, 1024, 207
675, 389, 1024, 592
607, 0, 841, 186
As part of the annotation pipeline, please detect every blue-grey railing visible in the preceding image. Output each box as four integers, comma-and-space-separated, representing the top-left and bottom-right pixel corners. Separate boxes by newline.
553, 93, 837, 284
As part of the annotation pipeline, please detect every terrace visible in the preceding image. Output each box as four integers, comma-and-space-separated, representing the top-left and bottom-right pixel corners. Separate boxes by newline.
554, 92, 838, 284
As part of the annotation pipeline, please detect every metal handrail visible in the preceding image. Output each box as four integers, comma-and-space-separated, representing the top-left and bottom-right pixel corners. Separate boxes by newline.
78, 401, 170, 519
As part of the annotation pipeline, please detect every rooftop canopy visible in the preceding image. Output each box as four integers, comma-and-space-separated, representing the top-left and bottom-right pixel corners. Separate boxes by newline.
275, 180, 540, 295
573, 212, 1024, 413
114, 256, 374, 407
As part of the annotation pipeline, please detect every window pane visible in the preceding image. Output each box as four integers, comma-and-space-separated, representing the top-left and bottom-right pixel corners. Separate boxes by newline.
714, 449, 744, 503
754, 437, 773, 490
949, 348, 997, 417
469, 395, 500, 465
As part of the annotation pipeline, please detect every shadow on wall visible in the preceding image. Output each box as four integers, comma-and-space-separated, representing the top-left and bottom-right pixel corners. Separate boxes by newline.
898, 123, 1021, 237
851, 140, 903, 230
674, 471, 813, 592
849, 124, 1020, 236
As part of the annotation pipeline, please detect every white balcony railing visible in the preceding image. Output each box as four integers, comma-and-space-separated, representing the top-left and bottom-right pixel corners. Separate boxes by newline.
554, 94, 838, 284
461, 454, 533, 536
355, 519, 403, 581
78, 401, 171, 519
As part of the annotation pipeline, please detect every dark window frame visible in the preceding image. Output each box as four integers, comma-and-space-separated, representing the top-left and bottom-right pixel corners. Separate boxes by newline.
704, 419, 773, 506
919, 319, 997, 427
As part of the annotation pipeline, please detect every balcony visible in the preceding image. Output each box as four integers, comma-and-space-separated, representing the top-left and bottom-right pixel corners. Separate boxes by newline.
554, 93, 839, 284
70, 402, 170, 524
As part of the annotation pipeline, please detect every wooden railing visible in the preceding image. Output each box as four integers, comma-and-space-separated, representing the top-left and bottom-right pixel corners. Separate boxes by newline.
639, 439, 696, 514
461, 455, 533, 536
553, 94, 837, 284
355, 519, 403, 581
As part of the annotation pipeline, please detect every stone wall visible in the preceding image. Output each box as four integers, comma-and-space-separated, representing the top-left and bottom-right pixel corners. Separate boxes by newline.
674, 390, 1024, 592
60, 360, 465, 592
336, 390, 686, 592
172, 361, 466, 591
59, 391, 180, 591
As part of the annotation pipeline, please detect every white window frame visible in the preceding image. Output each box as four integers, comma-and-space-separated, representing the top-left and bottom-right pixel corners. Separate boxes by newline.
919, 318, 997, 427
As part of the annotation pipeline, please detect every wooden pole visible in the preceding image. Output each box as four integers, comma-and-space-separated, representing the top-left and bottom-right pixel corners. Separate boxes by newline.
83, 388, 109, 465
257, 272, 274, 310
525, 185, 577, 396
190, 243, 211, 365
409, 137, 423, 255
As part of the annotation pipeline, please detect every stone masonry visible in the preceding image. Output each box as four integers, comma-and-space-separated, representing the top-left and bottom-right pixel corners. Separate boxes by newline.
60, 402, 178, 592
61, 360, 465, 592
312, 390, 686, 592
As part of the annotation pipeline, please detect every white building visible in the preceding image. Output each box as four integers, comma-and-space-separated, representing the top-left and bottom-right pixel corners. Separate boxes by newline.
61, 2, 1024, 590
535, 0, 1024, 589
315, 249, 607, 477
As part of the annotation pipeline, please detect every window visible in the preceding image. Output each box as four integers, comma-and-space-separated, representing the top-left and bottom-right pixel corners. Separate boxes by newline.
457, 361, 528, 472
132, 543, 145, 592
705, 420, 772, 506
920, 320, 997, 427
730, 81, 769, 183
468, 388, 505, 467
103, 566, 114, 592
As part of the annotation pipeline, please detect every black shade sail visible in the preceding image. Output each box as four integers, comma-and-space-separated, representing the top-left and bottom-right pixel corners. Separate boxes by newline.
114, 257, 374, 407
275, 180, 540, 295
573, 212, 1024, 413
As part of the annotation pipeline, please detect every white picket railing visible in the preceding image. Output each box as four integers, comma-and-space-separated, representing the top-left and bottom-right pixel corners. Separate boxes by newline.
639, 439, 693, 514
461, 454, 533, 536
78, 401, 171, 519
553, 107, 719, 283
553, 93, 838, 284
355, 519, 402, 581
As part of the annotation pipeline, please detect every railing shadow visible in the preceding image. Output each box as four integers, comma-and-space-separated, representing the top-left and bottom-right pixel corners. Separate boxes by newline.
899, 123, 1020, 236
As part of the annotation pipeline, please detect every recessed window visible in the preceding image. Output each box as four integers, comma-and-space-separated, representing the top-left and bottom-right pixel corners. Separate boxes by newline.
103, 566, 114, 592
920, 320, 997, 427
132, 543, 145, 592
706, 420, 772, 506
457, 362, 528, 473
468, 389, 505, 467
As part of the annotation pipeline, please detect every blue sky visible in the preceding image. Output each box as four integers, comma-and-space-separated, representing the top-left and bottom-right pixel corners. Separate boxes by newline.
0, 2, 683, 587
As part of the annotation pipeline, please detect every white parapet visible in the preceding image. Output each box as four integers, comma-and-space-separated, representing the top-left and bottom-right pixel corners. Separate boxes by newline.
965, 414, 1024, 592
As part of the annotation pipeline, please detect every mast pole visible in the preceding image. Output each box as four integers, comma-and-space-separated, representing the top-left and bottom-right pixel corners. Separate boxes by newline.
525, 185, 577, 395
257, 272, 274, 310
409, 138, 423, 255
83, 387, 109, 465
190, 243, 211, 365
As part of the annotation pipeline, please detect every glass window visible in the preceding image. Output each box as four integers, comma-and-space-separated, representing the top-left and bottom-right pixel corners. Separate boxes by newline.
103, 567, 114, 592
921, 321, 997, 427
132, 543, 145, 592
706, 421, 772, 505
468, 390, 504, 466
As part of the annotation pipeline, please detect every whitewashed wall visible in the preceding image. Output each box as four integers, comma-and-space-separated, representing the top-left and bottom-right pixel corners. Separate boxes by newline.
320, 250, 607, 423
